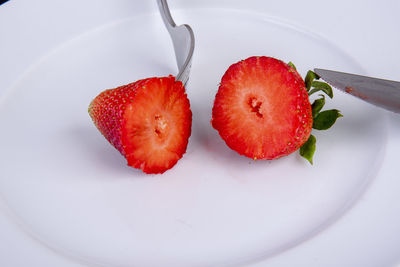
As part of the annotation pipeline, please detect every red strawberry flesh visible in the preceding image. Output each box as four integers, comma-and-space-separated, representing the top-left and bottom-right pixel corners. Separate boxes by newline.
212, 56, 312, 160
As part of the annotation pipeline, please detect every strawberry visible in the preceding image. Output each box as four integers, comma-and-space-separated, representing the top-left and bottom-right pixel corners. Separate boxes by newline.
88, 76, 192, 174
212, 56, 342, 163
211, 56, 313, 160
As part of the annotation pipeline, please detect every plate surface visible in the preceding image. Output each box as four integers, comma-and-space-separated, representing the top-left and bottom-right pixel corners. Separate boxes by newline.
0, 8, 387, 267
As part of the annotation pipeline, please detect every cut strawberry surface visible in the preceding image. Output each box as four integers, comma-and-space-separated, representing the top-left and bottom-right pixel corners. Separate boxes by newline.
89, 76, 192, 174
212, 56, 313, 160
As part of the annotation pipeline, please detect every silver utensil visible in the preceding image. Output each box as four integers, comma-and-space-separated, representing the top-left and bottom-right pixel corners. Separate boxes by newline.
157, 0, 195, 86
314, 68, 400, 113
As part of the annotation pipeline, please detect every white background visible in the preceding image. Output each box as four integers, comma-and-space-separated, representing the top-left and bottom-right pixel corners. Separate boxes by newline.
0, 0, 400, 266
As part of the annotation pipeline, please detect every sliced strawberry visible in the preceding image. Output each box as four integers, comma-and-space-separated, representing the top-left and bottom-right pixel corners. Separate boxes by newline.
89, 76, 192, 174
212, 56, 312, 160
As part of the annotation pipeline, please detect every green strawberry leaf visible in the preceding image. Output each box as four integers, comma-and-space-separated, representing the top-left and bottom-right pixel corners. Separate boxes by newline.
305, 70, 320, 91
301, 68, 342, 164
300, 134, 316, 165
311, 95, 325, 118
313, 109, 343, 130
288, 61, 297, 70
309, 81, 333, 98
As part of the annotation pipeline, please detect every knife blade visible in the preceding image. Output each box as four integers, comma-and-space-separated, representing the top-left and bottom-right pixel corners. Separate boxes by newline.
314, 68, 400, 113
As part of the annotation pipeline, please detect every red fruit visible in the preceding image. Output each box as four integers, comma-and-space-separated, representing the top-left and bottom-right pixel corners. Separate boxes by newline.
212, 56, 312, 160
88, 76, 192, 174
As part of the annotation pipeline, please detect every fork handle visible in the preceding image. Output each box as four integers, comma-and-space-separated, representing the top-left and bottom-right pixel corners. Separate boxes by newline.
157, 0, 176, 32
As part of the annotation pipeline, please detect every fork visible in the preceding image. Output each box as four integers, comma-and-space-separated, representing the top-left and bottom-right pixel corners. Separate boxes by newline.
157, 0, 195, 86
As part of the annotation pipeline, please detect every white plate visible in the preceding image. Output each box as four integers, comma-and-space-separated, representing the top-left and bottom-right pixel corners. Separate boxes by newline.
1, 1, 400, 267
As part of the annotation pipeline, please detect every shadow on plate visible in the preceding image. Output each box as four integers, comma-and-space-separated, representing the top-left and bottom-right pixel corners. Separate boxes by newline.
66, 124, 148, 178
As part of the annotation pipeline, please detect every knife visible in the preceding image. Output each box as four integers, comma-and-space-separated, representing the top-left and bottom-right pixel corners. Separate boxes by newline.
314, 68, 400, 113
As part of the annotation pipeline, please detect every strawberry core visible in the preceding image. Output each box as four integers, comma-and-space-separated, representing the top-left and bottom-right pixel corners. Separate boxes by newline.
248, 97, 263, 118
154, 114, 168, 137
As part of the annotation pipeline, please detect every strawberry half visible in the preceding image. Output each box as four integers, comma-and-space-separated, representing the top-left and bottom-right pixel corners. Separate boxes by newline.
212, 56, 313, 160
88, 76, 192, 174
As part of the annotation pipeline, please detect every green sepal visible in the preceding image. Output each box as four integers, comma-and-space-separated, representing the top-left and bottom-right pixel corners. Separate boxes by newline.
311, 95, 325, 118
313, 109, 343, 130
305, 70, 320, 91
288, 61, 297, 70
309, 81, 333, 98
300, 134, 316, 165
